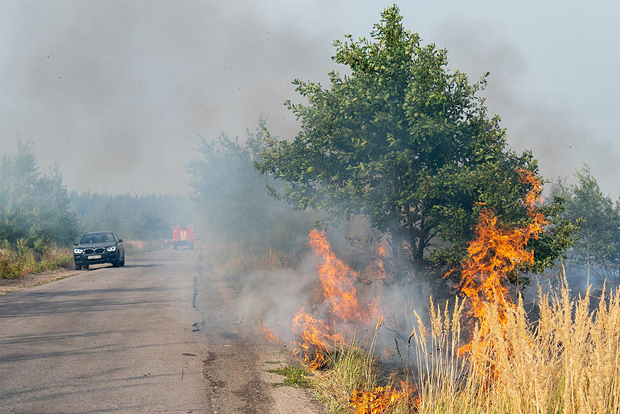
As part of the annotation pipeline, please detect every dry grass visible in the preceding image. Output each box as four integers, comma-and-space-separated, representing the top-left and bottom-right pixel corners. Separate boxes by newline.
204, 241, 620, 413
313, 340, 381, 413
396, 283, 620, 414
0, 245, 73, 279
308, 283, 620, 414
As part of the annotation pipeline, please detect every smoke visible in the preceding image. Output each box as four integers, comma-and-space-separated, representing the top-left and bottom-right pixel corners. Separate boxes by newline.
2, 3, 617, 197
432, 20, 620, 197
0, 0, 336, 195
232, 228, 430, 363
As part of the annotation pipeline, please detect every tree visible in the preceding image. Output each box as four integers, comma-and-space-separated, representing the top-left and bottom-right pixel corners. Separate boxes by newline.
0, 140, 78, 248
188, 118, 314, 252
256, 5, 569, 283
556, 165, 620, 285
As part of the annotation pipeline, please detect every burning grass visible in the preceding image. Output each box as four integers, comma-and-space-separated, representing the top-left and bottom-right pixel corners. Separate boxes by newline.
205, 168, 620, 412
308, 284, 620, 414
399, 283, 620, 414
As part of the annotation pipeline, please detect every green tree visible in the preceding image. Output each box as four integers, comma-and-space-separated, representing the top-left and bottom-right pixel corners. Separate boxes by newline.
558, 165, 620, 285
0, 140, 78, 248
256, 5, 569, 283
188, 118, 314, 253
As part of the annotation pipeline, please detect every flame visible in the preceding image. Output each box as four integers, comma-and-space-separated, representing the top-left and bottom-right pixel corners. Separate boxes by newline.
350, 382, 416, 413
308, 229, 378, 322
455, 169, 547, 356
260, 325, 281, 344
293, 230, 381, 370
292, 310, 344, 370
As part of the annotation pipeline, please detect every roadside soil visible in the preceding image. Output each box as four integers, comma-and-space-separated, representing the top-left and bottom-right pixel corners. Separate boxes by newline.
191, 247, 325, 413
0, 266, 82, 295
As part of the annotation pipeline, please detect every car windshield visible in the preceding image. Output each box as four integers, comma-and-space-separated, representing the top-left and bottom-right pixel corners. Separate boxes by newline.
80, 233, 115, 244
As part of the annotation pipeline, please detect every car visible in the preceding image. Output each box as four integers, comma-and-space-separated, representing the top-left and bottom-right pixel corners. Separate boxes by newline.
73, 231, 125, 270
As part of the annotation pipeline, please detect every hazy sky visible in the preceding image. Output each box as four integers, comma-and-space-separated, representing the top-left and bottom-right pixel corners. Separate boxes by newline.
0, 0, 618, 197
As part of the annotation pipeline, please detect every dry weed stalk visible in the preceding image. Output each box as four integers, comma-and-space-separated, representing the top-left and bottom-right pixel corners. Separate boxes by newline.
402, 284, 620, 414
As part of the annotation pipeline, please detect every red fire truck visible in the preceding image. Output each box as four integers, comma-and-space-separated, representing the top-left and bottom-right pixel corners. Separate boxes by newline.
172, 225, 195, 250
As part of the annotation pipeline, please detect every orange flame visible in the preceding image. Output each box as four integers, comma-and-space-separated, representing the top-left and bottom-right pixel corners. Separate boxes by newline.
292, 310, 344, 370
456, 168, 547, 355
293, 230, 381, 370
350, 382, 416, 413
308, 229, 378, 322
260, 325, 281, 344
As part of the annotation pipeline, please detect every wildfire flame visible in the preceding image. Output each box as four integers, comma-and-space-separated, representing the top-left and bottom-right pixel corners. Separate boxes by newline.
260, 325, 281, 344
292, 229, 381, 370
308, 229, 378, 322
455, 168, 547, 355
292, 310, 344, 369
350, 381, 415, 413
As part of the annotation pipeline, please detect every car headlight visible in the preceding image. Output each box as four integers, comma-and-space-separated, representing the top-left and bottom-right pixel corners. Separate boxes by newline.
74, 248, 84, 254
106, 246, 117, 252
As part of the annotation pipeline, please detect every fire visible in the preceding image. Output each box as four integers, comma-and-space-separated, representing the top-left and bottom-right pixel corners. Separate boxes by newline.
293, 229, 381, 370
350, 382, 415, 413
455, 168, 547, 355
292, 310, 344, 370
260, 325, 281, 344
308, 229, 378, 322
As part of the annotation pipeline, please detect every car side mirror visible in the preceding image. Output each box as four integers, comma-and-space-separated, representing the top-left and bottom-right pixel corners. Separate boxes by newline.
74, 242, 78, 246
118, 239, 123, 243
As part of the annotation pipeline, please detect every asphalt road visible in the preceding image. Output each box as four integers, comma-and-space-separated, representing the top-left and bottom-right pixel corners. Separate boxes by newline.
0, 247, 320, 414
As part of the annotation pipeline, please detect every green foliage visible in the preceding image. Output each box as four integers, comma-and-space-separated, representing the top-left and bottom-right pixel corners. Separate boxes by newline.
552, 165, 620, 285
188, 117, 314, 253
255, 6, 564, 282
0, 140, 79, 248
0, 238, 73, 279
268, 365, 312, 388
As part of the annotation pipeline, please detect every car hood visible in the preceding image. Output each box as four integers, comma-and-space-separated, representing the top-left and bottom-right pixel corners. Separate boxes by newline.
75, 242, 117, 249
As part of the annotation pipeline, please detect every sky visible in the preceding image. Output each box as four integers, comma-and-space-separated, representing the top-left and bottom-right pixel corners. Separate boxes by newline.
0, 0, 618, 197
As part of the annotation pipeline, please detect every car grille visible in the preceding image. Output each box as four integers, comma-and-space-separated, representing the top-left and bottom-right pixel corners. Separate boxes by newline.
84, 248, 105, 254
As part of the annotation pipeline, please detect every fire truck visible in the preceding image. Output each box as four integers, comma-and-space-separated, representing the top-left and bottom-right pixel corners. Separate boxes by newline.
172, 225, 194, 250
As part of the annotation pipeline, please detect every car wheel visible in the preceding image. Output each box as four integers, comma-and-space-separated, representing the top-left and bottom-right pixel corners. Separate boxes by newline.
120, 255, 125, 267
83, 264, 89, 270
75, 264, 82, 270
112, 256, 120, 267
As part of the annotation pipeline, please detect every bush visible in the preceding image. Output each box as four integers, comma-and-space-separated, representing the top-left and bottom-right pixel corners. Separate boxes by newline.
0, 238, 73, 279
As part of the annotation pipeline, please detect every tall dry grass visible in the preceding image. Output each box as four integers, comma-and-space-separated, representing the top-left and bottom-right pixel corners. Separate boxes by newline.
399, 283, 620, 414
0, 241, 73, 279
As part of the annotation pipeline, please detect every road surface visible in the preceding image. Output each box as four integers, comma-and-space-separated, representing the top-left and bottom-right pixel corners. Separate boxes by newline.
0, 247, 321, 413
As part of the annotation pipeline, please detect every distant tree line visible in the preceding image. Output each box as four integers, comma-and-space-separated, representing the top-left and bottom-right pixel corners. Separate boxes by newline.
71, 192, 196, 241
0, 140, 78, 250
0, 140, 196, 252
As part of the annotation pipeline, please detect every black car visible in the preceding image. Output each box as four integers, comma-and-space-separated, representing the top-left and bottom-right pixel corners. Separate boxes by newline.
73, 231, 125, 270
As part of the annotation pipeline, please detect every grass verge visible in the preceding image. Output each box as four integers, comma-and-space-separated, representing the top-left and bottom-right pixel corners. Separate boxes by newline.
269, 365, 313, 388
0, 243, 73, 279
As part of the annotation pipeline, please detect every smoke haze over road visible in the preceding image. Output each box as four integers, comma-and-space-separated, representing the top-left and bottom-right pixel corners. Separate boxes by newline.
1, 0, 618, 196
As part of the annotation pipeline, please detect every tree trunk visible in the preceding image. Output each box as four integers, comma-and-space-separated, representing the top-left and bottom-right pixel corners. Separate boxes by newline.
391, 228, 403, 285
